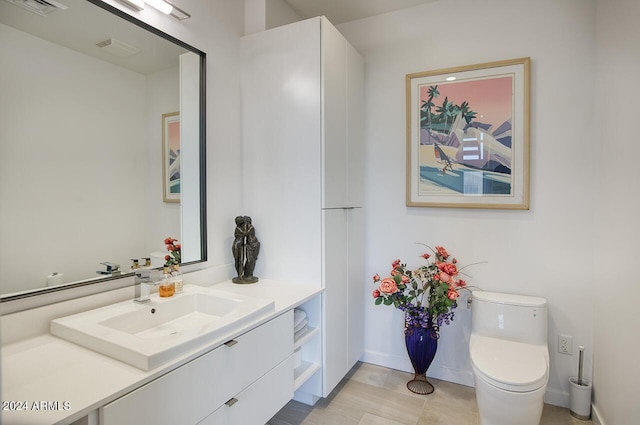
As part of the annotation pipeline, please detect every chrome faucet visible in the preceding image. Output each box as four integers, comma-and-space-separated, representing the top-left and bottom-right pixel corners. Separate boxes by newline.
133, 268, 160, 303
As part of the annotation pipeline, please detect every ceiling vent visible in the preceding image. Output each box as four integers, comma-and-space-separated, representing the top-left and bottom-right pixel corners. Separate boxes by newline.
96, 38, 141, 58
3, 0, 68, 16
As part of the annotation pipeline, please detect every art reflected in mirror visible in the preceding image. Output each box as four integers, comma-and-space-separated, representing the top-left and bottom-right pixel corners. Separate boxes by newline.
163, 112, 181, 203
232, 216, 261, 284
0, 0, 206, 299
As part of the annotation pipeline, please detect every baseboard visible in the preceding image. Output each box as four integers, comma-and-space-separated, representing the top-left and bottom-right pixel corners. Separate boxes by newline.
591, 404, 604, 425
544, 387, 570, 408
361, 349, 475, 387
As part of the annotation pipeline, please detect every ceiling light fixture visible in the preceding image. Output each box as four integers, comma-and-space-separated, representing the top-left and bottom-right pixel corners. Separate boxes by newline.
118, 0, 144, 11
144, 0, 171, 14
116, 0, 190, 20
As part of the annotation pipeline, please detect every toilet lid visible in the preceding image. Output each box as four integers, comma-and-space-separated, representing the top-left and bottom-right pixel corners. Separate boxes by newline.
470, 335, 548, 392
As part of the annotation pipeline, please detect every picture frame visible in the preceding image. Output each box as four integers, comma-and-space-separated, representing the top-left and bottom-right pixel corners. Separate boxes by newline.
406, 57, 530, 209
162, 111, 180, 203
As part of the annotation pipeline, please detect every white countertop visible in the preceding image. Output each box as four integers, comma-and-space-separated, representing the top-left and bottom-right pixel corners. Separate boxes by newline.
1, 279, 322, 425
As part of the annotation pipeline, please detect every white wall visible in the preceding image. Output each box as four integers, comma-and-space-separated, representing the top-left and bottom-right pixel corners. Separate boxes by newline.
593, 0, 640, 423
265, 0, 302, 30
0, 23, 148, 291
338, 0, 597, 407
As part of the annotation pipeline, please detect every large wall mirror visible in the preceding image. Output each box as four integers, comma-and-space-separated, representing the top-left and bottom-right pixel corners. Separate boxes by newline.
0, 0, 207, 301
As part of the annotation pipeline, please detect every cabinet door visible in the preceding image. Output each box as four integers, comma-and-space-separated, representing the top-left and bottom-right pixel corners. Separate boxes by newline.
322, 208, 349, 396
322, 19, 348, 209
347, 43, 365, 208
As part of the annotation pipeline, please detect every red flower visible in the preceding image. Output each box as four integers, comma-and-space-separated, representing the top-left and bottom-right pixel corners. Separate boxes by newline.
436, 261, 458, 276
372, 289, 380, 298
164, 255, 171, 261
447, 288, 459, 300
373, 274, 380, 282
435, 246, 449, 259
421, 253, 431, 259
392, 259, 401, 268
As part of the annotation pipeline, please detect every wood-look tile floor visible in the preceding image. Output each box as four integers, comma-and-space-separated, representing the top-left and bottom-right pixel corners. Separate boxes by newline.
268, 362, 593, 425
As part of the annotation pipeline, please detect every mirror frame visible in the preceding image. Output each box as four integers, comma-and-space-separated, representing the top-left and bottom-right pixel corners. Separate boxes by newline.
1, 0, 207, 304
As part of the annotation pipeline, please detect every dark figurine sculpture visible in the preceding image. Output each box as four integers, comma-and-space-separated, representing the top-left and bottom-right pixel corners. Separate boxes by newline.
232, 215, 260, 284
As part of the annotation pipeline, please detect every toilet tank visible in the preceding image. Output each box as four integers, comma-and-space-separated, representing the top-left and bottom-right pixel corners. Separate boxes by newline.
471, 291, 548, 346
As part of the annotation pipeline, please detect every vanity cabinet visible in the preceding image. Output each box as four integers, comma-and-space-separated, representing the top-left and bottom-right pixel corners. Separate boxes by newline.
100, 311, 293, 425
241, 16, 365, 400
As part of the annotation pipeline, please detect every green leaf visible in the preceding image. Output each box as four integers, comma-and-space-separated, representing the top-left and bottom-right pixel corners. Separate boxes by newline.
383, 298, 393, 306
375, 297, 383, 305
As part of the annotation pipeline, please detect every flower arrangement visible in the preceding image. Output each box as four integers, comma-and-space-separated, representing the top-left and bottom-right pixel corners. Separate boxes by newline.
163, 237, 181, 267
372, 244, 474, 336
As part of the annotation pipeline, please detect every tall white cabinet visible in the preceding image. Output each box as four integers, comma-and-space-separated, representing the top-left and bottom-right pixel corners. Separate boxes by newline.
240, 17, 364, 402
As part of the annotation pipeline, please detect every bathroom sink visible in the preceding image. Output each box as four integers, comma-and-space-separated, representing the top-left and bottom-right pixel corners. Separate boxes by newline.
51, 285, 274, 371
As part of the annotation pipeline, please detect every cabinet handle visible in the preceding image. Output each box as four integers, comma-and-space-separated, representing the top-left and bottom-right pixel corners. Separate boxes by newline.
224, 339, 238, 347
225, 398, 238, 407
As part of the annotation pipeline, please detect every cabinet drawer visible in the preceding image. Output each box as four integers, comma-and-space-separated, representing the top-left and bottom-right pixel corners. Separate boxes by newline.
192, 310, 292, 422
198, 355, 294, 425
101, 311, 293, 425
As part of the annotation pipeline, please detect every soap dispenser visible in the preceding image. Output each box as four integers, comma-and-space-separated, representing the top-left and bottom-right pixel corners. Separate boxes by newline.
172, 264, 183, 293
159, 266, 175, 298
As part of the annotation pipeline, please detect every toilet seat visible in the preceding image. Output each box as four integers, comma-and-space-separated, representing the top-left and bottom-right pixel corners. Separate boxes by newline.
470, 335, 548, 393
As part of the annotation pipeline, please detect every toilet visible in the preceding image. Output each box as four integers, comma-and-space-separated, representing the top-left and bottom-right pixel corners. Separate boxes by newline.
470, 291, 549, 425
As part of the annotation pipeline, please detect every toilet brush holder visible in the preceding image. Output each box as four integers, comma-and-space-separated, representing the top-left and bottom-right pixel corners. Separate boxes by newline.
569, 377, 592, 420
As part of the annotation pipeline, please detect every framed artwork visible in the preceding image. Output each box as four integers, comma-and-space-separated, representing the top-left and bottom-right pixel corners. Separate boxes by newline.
406, 57, 530, 209
162, 112, 180, 203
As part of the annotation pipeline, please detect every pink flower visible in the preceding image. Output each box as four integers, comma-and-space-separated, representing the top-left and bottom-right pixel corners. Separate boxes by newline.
401, 275, 410, 284
447, 288, 459, 300
164, 255, 171, 261
435, 246, 449, 259
379, 278, 399, 294
390, 268, 401, 276
372, 289, 380, 298
436, 261, 458, 276
455, 279, 467, 288
373, 274, 380, 282
439, 272, 451, 283
421, 253, 431, 259
392, 259, 401, 268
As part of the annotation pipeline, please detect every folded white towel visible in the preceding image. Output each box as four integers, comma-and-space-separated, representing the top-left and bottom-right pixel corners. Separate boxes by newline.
294, 325, 308, 341
294, 309, 307, 328
294, 318, 308, 333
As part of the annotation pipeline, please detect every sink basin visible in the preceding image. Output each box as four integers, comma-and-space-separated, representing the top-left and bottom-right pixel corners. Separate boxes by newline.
51, 285, 274, 370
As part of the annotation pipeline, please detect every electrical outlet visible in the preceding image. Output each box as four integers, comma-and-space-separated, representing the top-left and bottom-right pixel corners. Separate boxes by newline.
559, 334, 573, 355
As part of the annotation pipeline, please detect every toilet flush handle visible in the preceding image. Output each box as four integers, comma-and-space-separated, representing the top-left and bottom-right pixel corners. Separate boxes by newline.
467, 297, 473, 309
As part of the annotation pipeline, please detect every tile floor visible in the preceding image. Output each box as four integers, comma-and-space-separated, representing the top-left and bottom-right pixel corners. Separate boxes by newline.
268, 362, 593, 425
